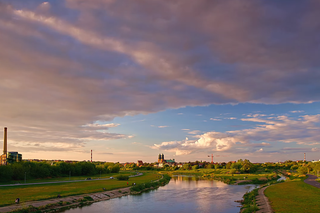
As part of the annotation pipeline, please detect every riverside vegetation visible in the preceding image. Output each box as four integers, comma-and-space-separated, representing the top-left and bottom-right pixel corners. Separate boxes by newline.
130, 174, 171, 194
2, 159, 320, 212
0, 172, 161, 207
3, 173, 170, 213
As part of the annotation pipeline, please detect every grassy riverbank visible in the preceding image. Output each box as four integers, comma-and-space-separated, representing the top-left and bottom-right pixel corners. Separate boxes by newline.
240, 188, 259, 213
0, 172, 160, 207
265, 176, 320, 213
130, 174, 171, 194
169, 169, 279, 185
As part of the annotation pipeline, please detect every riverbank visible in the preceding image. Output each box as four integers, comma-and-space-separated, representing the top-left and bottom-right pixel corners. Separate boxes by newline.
0, 173, 170, 213
264, 174, 320, 213
0, 187, 132, 213
0, 172, 160, 207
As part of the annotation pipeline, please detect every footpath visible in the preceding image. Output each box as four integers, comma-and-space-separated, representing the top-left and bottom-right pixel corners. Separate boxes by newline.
255, 186, 273, 213
304, 174, 320, 188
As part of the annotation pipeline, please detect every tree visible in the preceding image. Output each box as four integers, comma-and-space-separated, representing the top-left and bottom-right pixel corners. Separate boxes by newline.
297, 166, 308, 174
226, 162, 232, 169
183, 163, 190, 170
206, 164, 214, 169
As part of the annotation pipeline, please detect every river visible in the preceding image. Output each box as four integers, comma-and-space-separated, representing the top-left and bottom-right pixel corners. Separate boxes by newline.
63, 175, 257, 213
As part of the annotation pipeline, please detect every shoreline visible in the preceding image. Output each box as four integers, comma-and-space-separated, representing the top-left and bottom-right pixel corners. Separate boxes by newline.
0, 186, 133, 213
0, 173, 163, 213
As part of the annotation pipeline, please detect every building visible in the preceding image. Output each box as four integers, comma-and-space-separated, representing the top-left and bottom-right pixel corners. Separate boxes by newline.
0, 127, 22, 165
137, 160, 143, 166
158, 153, 164, 163
157, 154, 176, 167
7, 152, 22, 164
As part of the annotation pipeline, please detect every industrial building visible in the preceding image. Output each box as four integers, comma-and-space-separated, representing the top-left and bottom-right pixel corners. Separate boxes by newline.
0, 127, 22, 165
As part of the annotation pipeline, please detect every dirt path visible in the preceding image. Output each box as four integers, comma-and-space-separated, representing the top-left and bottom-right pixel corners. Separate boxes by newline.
304, 174, 320, 188
255, 186, 273, 213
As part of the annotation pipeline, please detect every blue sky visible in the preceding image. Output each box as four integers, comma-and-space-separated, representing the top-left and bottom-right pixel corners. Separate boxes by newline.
1, 0, 320, 162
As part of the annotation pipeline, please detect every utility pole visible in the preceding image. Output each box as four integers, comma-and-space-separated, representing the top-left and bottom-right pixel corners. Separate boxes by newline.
69, 171, 71, 181
24, 172, 26, 184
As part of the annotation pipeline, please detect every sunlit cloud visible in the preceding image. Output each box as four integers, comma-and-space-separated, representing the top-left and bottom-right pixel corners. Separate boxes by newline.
154, 114, 320, 155
1, 0, 320, 161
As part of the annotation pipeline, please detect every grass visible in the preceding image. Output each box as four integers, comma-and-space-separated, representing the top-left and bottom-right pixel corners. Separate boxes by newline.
0, 171, 135, 185
169, 169, 279, 184
241, 188, 259, 213
0, 172, 160, 207
265, 179, 320, 213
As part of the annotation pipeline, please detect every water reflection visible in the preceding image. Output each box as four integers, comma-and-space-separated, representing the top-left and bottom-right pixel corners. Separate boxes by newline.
63, 176, 257, 213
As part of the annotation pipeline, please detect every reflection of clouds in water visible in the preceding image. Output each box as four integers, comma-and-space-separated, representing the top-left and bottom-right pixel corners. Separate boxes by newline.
169, 176, 256, 212
171, 175, 228, 189
64, 175, 258, 213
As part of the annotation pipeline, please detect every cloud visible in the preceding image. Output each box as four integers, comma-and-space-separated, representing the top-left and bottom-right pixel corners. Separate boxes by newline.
1, 1, 320, 156
188, 130, 201, 135
158, 126, 168, 128
210, 118, 222, 121
154, 114, 320, 155
291, 110, 304, 113
83, 123, 120, 129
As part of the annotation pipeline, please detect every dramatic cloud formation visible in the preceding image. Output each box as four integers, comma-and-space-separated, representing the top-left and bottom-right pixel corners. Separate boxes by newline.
154, 115, 320, 155
0, 0, 320, 160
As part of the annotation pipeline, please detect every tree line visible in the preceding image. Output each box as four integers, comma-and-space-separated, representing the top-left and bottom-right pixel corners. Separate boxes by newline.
0, 161, 120, 182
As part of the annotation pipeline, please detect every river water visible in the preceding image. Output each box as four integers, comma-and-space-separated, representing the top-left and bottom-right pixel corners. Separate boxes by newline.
63, 175, 257, 213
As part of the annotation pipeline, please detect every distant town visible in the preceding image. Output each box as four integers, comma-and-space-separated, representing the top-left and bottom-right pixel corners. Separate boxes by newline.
1, 127, 317, 168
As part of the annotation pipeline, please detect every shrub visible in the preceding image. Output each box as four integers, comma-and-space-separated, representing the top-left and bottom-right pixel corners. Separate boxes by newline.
116, 174, 130, 180
83, 196, 94, 201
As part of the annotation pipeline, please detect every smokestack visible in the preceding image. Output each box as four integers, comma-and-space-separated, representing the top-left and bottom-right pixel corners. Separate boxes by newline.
3, 127, 7, 155
91, 150, 92, 163
304, 153, 306, 162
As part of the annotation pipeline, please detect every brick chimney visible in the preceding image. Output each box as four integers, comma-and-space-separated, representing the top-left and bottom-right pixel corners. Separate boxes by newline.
3, 127, 7, 155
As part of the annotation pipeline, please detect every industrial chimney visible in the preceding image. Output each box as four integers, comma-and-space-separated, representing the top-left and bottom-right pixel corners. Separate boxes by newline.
3, 127, 7, 155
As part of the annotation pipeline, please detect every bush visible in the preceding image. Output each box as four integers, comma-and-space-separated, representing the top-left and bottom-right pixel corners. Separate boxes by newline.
116, 174, 130, 180
130, 174, 171, 193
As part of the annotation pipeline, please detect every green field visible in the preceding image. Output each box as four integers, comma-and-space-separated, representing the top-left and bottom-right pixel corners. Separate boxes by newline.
265, 180, 320, 213
0, 172, 160, 206
0, 171, 135, 185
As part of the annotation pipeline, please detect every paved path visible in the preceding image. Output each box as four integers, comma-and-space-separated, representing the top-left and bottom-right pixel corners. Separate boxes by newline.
304, 174, 320, 188
256, 186, 273, 213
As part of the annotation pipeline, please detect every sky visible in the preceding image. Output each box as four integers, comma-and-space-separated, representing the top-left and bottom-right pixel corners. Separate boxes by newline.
1, 0, 320, 163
